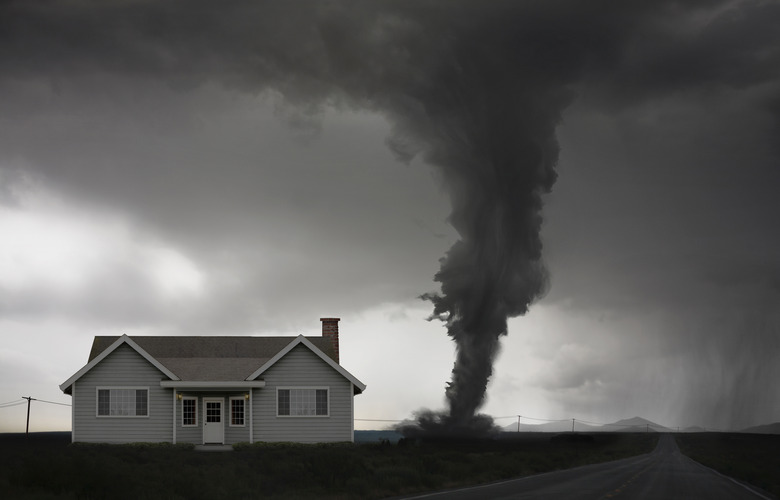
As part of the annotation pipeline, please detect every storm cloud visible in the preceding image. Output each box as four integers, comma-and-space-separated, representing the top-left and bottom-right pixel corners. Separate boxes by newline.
1, 0, 779, 431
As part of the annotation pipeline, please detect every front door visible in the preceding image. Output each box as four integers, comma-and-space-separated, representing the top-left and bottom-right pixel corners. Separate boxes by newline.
203, 398, 224, 444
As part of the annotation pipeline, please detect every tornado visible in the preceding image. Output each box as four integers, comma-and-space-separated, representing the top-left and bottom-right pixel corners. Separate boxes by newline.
414, 70, 569, 434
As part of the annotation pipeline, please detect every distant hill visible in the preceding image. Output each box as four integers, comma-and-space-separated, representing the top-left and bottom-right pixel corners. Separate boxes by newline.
502, 420, 600, 433
501, 416, 668, 433
741, 422, 780, 434
606, 417, 670, 433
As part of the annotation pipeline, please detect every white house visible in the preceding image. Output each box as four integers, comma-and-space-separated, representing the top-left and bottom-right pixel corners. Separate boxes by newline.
59, 318, 366, 444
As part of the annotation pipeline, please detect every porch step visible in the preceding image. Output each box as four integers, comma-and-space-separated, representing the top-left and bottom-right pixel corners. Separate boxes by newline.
194, 444, 233, 452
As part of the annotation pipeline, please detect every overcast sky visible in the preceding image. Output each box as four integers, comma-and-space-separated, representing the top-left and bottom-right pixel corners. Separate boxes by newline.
1, 0, 779, 433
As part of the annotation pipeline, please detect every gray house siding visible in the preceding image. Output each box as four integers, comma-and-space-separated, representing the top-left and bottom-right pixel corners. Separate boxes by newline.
73, 344, 172, 443
174, 393, 250, 445
252, 344, 354, 443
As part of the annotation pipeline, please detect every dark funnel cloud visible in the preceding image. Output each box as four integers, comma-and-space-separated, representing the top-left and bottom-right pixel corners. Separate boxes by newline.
411, 42, 571, 432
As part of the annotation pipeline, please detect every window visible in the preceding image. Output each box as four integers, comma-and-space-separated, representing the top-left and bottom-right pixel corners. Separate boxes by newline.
182, 397, 197, 426
277, 388, 328, 416
205, 400, 221, 423
230, 397, 245, 426
97, 388, 149, 417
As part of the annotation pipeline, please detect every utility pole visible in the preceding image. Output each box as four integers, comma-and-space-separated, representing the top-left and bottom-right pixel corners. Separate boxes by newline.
517, 416, 521, 433
572, 418, 575, 433
23, 396, 35, 436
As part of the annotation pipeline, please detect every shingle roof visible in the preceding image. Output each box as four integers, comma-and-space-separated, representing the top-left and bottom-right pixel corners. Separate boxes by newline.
89, 336, 337, 381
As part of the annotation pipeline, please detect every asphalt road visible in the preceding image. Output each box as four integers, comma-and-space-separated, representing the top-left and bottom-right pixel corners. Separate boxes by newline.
401, 434, 771, 499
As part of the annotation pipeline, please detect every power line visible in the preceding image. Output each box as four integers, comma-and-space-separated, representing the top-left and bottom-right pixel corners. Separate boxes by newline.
0, 398, 71, 408
576, 418, 645, 427
3, 396, 73, 436
517, 414, 571, 422
0, 397, 733, 433
0, 400, 27, 409
348, 412, 733, 433
34, 398, 71, 407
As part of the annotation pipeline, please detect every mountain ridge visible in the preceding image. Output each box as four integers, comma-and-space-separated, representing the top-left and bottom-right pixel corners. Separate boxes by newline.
502, 416, 669, 433
740, 422, 780, 434
502, 417, 780, 434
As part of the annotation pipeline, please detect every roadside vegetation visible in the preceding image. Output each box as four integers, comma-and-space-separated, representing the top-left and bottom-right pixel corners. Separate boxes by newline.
675, 432, 780, 498
0, 432, 657, 499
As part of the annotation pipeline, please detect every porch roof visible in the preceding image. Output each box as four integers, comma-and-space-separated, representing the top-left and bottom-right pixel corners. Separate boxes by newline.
160, 380, 266, 390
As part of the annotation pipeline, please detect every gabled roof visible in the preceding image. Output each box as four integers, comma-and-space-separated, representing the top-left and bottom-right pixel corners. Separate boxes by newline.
247, 335, 366, 394
86, 335, 337, 382
61, 334, 365, 395
87, 336, 336, 363
59, 335, 180, 394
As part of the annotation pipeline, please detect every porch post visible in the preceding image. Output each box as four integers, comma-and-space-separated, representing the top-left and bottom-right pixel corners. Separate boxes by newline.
172, 389, 177, 444
249, 389, 253, 443
71, 381, 76, 443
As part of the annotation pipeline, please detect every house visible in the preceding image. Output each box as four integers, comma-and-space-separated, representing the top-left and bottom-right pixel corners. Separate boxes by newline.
59, 318, 366, 444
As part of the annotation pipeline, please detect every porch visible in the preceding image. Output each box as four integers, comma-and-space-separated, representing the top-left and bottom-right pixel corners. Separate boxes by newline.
161, 380, 265, 445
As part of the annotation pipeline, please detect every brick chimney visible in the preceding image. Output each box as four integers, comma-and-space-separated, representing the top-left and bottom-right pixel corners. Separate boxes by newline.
320, 318, 340, 363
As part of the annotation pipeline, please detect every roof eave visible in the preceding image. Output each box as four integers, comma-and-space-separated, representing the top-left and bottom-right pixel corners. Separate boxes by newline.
59, 334, 179, 393
246, 335, 367, 392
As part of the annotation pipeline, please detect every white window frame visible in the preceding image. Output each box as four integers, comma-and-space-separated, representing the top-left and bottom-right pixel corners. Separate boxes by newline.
276, 387, 330, 418
182, 397, 198, 427
229, 397, 246, 427
95, 386, 150, 418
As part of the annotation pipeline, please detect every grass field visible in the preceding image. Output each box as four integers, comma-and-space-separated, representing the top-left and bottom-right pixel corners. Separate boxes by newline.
0, 431, 658, 499
675, 432, 780, 498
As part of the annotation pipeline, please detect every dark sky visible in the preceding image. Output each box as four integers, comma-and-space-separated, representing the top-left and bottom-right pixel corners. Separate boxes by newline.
1, 0, 778, 431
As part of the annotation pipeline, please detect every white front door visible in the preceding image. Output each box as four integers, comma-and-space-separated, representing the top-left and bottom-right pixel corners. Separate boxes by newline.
203, 398, 224, 444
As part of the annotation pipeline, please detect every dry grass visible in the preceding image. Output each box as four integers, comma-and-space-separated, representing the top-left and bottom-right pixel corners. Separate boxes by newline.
0, 432, 658, 499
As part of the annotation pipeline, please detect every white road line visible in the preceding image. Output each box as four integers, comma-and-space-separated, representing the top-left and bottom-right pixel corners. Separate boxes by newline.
686, 456, 773, 500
